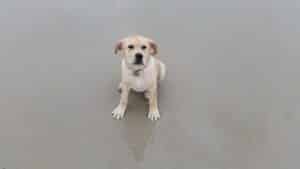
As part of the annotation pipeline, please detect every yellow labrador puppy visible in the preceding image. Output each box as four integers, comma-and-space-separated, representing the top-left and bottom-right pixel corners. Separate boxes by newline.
113, 35, 166, 120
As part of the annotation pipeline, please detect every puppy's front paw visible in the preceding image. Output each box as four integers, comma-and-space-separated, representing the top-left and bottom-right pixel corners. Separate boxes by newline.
148, 111, 160, 121
112, 106, 125, 120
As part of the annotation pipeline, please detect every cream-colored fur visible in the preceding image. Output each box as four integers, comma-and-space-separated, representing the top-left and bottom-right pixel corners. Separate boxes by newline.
112, 35, 166, 120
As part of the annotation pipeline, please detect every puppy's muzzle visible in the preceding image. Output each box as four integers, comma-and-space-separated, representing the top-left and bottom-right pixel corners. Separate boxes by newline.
134, 53, 143, 65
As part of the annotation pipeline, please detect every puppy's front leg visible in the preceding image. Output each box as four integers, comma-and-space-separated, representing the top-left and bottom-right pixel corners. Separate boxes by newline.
112, 84, 129, 120
147, 86, 160, 120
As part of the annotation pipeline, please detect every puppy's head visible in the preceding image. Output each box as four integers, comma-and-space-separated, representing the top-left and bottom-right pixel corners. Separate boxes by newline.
114, 35, 158, 71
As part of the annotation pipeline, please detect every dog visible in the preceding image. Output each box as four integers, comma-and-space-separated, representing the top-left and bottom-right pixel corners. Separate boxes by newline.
112, 35, 166, 120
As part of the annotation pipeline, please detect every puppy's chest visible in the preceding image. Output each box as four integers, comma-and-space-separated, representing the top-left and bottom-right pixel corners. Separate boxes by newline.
127, 72, 152, 92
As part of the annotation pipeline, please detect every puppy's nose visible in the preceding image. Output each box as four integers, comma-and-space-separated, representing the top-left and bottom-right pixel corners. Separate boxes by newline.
134, 53, 143, 64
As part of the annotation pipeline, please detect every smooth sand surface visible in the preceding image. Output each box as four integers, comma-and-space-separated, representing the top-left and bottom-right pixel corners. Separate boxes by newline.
0, 0, 300, 168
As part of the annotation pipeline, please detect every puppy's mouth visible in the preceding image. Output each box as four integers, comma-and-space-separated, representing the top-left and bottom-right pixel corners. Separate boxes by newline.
126, 57, 146, 71
131, 60, 145, 67
130, 64, 145, 70
134, 62, 144, 65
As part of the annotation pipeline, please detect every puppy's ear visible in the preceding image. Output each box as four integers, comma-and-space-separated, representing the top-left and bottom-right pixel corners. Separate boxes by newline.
149, 40, 158, 56
114, 40, 123, 55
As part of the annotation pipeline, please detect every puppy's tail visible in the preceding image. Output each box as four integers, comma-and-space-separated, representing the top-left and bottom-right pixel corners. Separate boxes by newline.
158, 61, 166, 81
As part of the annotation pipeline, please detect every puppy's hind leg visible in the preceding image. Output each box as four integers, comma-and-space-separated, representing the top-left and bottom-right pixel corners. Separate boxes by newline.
158, 61, 166, 81
144, 91, 150, 100
118, 82, 122, 93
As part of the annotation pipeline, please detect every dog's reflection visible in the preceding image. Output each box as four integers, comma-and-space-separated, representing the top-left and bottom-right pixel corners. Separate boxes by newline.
120, 92, 157, 162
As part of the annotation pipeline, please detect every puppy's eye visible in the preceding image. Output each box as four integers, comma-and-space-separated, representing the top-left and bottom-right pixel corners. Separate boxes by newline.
141, 45, 147, 50
128, 45, 134, 49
